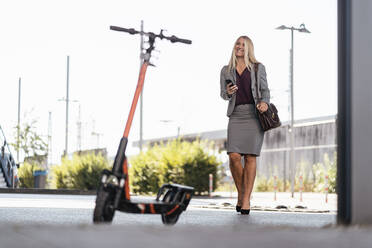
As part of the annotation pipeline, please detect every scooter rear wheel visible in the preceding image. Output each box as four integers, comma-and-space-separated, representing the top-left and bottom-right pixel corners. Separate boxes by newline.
93, 188, 115, 223
161, 190, 182, 225
161, 211, 181, 225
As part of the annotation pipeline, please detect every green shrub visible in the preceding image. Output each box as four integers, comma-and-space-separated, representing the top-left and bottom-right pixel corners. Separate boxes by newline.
254, 153, 337, 193
216, 181, 237, 192
183, 146, 220, 194
254, 175, 270, 192
51, 153, 110, 190
327, 161, 337, 193
17, 162, 43, 188
130, 139, 221, 195
254, 175, 290, 192
311, 154, 337, 193
52, 162, 71, 189
295, 162, 317, 192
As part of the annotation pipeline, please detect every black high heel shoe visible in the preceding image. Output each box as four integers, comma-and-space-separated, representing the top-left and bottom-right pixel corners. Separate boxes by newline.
240, 209, 250, 215
236, 206, 241, 212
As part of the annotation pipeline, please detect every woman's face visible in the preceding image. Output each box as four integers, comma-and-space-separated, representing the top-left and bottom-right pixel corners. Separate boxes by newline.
235, 38, 245, 57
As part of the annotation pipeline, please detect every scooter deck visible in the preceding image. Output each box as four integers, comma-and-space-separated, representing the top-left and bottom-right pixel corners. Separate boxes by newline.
116, 184, 193, 214
117, 199, 186, 215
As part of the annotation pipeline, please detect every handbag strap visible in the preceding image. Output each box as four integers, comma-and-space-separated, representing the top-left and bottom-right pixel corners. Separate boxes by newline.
254, 63, 262, 100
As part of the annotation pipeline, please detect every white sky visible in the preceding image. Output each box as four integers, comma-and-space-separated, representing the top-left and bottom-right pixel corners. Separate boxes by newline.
0, 0, 337, 162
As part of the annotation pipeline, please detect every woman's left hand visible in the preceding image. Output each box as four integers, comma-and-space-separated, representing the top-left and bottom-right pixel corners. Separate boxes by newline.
256, 102, 268, 113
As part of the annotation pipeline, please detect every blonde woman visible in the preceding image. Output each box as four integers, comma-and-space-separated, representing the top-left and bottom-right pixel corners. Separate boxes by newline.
220, 36, 270, 215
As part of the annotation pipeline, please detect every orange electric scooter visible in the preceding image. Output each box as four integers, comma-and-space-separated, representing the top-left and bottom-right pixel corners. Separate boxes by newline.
93, 25, 194, 225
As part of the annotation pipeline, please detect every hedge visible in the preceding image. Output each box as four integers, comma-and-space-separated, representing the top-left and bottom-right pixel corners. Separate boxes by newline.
129, 139, 221, 195
51, 153, 110, 190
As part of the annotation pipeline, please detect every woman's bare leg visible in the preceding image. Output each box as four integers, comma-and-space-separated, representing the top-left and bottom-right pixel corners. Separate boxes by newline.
241, 155, 257, 210
228, 152, 244, 206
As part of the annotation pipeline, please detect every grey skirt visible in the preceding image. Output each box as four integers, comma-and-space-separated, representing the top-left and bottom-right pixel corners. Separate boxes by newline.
227, 104, 264, 156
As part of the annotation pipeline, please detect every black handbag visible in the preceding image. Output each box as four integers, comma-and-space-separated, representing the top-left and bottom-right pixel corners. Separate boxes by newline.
254, 63, 281, 132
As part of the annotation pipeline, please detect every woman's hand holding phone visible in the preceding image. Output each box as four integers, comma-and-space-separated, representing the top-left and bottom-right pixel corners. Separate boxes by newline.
226, 80, 238, 95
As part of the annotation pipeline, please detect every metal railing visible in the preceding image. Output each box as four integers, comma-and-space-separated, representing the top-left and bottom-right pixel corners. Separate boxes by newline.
0, 125, 18, 188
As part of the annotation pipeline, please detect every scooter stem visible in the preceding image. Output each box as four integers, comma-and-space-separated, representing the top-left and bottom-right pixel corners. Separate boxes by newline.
111, 61, 148, 200
123, 62, 148, 138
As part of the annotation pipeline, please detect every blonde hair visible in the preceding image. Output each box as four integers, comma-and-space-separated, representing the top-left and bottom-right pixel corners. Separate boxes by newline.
228, 36, 259, 72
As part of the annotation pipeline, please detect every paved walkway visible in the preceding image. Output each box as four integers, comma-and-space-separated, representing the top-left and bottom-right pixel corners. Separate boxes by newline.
0, 192, 370, 248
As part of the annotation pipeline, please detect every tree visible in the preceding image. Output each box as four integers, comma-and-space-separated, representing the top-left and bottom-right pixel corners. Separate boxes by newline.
11, 119, 48, 161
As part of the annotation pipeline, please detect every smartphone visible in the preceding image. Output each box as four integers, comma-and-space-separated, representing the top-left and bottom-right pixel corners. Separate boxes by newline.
225, 79, 234, 87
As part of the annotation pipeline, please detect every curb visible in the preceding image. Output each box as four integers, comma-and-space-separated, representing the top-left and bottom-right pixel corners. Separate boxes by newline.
0, 189, 221, 198
0, 188, 96, 195
192, 203, 334, 214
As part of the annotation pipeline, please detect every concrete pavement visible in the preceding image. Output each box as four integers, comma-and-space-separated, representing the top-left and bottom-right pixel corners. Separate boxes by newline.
1, 224, 371, 248
0, 192, 371, 248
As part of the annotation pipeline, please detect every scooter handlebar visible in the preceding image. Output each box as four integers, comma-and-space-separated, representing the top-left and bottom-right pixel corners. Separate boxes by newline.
168, 35, 192, 44
110, 25, 192, 45
110, 26, 138, 35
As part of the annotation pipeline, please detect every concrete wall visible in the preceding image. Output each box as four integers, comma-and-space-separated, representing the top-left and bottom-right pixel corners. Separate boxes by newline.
259, 120, 336, 183
351, 0, 372, 224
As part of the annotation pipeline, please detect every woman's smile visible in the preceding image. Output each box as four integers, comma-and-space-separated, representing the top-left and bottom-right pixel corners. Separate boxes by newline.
235, 38, 245, 57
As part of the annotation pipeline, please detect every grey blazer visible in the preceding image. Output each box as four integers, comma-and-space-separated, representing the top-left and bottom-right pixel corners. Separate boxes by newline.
220, 63, 270, 117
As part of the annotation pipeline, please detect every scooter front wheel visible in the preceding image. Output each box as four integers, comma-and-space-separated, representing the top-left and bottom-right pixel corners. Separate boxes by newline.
93, 187, 115, 223
161, 211, 181, 225
161, 190, 182, 225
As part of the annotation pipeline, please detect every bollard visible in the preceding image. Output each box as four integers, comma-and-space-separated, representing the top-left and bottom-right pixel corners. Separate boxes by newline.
209, 174, 213, 197
299, 175, 303, 202
33, 170, 47, 188
325, 174, 329, 203
12, 167, 16, 189
273, 175, 277, 201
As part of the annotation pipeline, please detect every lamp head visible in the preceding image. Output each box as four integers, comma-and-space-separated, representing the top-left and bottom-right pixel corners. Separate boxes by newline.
276, 25, 288, 30
299, 23, 311, 33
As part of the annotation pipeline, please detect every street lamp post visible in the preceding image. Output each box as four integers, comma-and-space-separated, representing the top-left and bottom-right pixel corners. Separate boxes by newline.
58, 56, 79, 157
17, 77, 21, 163
276, 24, 310, 197
65, 56, 69, 156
